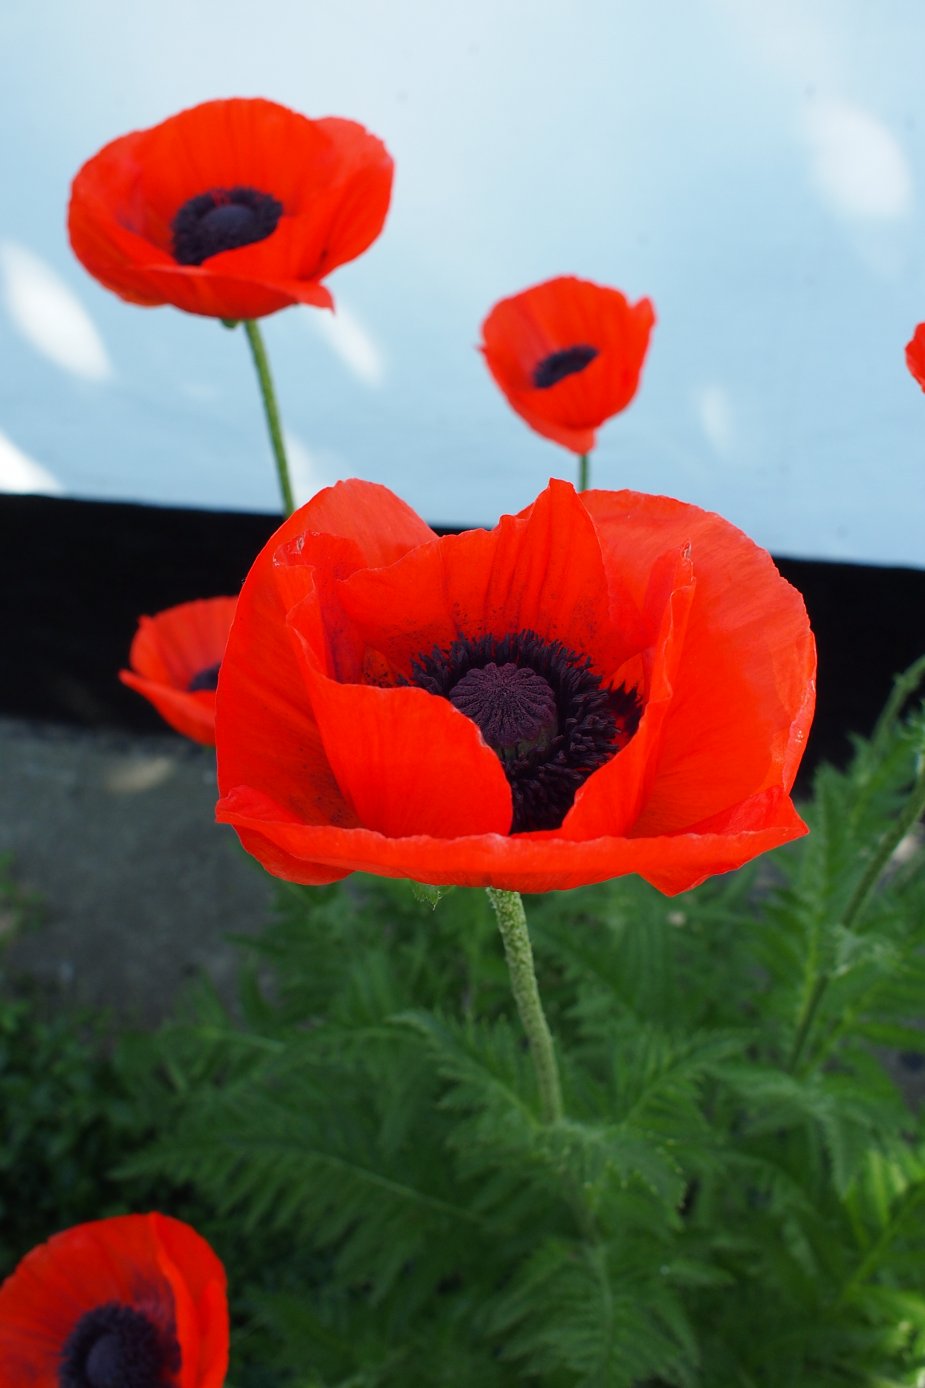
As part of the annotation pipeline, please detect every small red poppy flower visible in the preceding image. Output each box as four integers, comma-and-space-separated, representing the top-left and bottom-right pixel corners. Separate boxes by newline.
0, 1212, 228, 1388
906, 323, 925, 391
68, 98, 393, 320
480, 276, 655, 454
120, 596, 237, 745
214, 478, 815, 896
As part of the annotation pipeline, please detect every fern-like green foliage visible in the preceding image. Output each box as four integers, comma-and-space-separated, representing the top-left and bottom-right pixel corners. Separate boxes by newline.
117, 673, 925, 1387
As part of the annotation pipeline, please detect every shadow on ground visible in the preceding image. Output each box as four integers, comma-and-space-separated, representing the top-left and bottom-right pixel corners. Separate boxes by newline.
0, 717, 275, 1025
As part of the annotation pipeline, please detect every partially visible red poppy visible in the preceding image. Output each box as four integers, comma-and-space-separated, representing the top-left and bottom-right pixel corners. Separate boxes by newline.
214, 478, 815, 896
0, 1212, 228, 1388
68, 98, 393, 320
906, 323, 925, 391
120, 596, 237, 745
480, 276, 655, 454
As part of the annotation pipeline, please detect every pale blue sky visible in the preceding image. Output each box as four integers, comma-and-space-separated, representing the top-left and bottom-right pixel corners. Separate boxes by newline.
1, 0, 923, 566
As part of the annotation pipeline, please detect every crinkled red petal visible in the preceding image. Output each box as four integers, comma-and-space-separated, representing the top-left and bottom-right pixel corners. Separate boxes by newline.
581, 489, 816, 833
216, 783, 808, 895
332, 479, 626, 681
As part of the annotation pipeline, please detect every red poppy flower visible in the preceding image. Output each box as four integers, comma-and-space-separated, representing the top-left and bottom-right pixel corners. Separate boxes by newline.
0, 1212, 228, 1388
906, 323, 925, 391
68, 98, 393, 320
120, 596, 237, 745
214, 478, 815, 896
480, 276, 655, 454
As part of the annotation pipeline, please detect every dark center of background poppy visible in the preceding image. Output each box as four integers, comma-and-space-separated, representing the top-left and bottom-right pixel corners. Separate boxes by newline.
172, 187, 283, 266
187, 661, 221, 693
59, 1301, 180, 1388
532, 344, 599, 389
410, 630, 640, 833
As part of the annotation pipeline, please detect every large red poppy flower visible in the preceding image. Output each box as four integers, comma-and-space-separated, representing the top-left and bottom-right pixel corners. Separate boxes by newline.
120, 596, 237, 745
0, 1212, 228, 1388
480, 276, 655, 454
906, 323, 925, 391
68, 98, 393, 320
214, 479, 815, 896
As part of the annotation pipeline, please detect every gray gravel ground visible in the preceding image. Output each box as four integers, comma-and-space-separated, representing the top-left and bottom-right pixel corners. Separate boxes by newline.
0, 717, 275, 1025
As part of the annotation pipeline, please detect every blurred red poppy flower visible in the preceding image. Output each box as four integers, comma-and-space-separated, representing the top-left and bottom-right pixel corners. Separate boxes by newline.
906, 323, 925, 391
214, 478, 815, 896
68, 97, 393, 320
480, 276, 655, 454
0, 1212, 228, 1388
121, 596, 237, 745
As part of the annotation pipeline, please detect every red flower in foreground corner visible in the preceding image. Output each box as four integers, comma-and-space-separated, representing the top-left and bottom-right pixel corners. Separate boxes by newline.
906, 322, 925, 391
120, 596, 237, 745
68, 97, 393, 320
0, 1213, 228, 1388
214, 479, 816, 896
480, 276, 655, 454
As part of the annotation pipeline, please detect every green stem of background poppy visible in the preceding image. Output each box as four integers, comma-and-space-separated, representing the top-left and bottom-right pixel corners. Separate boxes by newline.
242, 319, 296, 517
486, 888, 563, 1124
577, 453, 590, 493
788, 740, 925, 1073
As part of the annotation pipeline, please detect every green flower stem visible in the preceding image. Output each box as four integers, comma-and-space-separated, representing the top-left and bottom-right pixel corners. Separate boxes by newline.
486, 888, 563, 1124
789, 742, 925, 1072
242, 319, 296, 517
577, 452, 590, 493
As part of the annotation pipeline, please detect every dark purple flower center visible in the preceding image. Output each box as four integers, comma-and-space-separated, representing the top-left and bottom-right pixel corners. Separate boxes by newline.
172, 186, 283, 266
410, 630, 640, 833
187, 661, 221, 693
59, 1302, 179, 1388
533, 344, 599, 389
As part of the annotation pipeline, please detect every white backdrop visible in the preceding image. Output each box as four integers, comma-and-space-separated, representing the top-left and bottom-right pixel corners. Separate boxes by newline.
1, 0, 924, 565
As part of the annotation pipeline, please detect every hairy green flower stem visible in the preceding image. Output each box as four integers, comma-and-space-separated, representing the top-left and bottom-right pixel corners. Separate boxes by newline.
788, 740, 925, 1073
576, 452, 590, 493
486, 888, 564, 1124
229, 318, 296, 517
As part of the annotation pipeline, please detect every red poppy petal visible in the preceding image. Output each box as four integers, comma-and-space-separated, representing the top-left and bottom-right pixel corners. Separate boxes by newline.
216, 481, 438, 819
120, 597, 236, 744
151, 1215, 228, 1388
561, 546, 696, 838
495, 404, 597, 455
215, 790, 807, 895
583, 490, 816, 832
220, 794, 352, 887
120, 672, 217, 745
296, 478, 438, 567
127, 598, 237, 687
298, 669, 513, 838
906, 322, 925, 391
120, 263, 332, 319
334, 479, 626, 680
